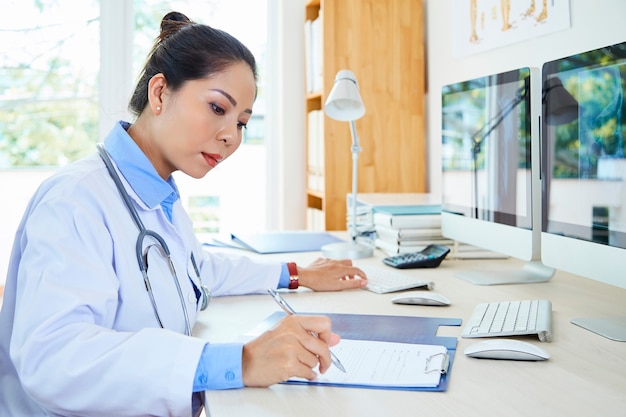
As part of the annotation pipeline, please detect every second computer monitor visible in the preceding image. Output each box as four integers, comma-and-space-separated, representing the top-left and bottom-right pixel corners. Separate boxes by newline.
541, 41, 626, 341
441, 67, 554, 285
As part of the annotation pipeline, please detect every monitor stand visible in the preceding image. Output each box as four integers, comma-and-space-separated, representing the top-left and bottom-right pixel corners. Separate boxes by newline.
571, 317, 626, 342
455, 261, 555, 285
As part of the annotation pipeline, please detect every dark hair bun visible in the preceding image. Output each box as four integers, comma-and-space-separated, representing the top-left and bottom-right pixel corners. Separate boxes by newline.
128, 9, 257, 117
161, 11, 193, 34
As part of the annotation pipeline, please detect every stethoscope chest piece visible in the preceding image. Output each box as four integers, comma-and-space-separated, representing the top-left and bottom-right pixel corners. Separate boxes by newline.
200, 285, 211, 310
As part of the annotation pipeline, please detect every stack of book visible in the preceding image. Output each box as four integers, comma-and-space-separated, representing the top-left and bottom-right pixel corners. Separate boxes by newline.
347, 193, 454, 256
373, 205, 454, 256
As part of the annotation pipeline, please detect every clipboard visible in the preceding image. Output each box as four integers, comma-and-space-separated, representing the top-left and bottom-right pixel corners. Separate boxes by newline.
246, 311, 462, 392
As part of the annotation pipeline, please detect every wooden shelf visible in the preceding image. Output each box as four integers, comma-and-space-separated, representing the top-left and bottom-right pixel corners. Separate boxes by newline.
304, 0, 426, 230
305, 0, 321, 22
305, 93, 321, 113
306, 191, 324, 211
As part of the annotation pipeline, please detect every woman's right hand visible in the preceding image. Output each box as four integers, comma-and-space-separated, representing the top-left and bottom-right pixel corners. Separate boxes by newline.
241, 315, 340, 387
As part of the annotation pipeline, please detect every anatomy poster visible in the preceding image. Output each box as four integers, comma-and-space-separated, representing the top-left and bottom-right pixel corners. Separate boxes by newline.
452, 0, 571, 57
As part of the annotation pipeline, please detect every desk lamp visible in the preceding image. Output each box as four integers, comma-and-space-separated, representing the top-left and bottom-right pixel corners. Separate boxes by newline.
321, 69, 374, 259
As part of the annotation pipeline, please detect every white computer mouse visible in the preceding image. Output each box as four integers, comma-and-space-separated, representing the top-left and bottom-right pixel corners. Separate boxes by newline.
464, 339, 550, 361
390, 291, 451, 306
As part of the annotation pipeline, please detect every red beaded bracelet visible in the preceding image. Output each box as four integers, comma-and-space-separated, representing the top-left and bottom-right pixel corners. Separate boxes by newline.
287, 262, 299, 290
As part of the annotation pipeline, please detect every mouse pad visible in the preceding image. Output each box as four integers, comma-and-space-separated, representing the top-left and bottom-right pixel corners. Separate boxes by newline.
250, 311, 462, 392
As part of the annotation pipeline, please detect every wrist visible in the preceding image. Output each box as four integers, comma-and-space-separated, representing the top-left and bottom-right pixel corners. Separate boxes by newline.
287, 262, 299, 289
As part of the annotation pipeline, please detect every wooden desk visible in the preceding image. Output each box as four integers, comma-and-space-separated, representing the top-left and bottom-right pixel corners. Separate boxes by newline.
195, 250, 626, 417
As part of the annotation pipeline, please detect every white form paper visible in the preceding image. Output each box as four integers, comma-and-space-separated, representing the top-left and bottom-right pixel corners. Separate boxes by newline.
288, 338, 448, 388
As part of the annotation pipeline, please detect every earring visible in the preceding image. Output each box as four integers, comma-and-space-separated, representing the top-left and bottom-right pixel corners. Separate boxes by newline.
156, 106, 161, 111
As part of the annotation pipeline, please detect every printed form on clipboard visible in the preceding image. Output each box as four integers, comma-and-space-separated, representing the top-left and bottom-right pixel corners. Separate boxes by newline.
240, 311, 461, 391
288, 339, 449, 389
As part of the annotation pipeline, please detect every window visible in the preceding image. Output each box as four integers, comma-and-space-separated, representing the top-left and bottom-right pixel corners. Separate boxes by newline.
0, 0, 100, 167
0, 1, 270, 282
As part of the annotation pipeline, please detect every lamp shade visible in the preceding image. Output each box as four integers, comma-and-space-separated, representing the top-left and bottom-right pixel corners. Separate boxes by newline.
324, 69, 365, 121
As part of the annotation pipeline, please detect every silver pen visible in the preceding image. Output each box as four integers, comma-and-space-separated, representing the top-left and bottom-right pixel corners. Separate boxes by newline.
267, 288, 346, 373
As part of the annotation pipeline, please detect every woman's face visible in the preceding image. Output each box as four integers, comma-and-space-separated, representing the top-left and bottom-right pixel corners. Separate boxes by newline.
150, 61, 256, 179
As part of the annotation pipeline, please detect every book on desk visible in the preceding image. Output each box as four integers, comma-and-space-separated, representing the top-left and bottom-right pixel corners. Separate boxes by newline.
372, 207, 442, 229
374, 224, 453, 255
348, 192, 442, 230
374, 238, 455, 256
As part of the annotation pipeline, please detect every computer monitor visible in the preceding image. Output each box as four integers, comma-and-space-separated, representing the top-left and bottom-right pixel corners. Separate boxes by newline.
441, 67, 554, 285
542, 41, 626, 341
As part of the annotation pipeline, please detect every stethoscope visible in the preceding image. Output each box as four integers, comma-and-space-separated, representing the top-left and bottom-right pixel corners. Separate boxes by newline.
97, 144, 211, 336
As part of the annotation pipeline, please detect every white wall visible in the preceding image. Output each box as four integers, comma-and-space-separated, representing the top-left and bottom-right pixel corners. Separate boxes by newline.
424, 0, 626, 196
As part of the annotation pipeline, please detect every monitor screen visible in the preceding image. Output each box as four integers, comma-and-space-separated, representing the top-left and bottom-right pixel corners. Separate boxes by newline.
542, 41, 626, 341
441, 67, 554, 285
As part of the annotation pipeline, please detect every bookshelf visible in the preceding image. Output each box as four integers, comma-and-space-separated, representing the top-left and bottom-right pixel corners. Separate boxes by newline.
304, 0, 426, 231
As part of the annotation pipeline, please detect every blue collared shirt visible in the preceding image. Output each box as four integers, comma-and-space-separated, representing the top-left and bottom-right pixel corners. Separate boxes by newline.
104, 121, 179, 221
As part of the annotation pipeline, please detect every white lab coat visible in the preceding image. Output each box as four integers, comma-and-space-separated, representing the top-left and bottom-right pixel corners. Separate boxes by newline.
0, 153, 282, 416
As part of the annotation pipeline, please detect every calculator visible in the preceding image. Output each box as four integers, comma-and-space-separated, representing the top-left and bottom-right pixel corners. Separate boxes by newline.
382, 244, 451, 269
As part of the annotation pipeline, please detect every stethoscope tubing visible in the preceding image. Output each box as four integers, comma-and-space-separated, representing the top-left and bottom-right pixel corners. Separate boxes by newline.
97, 144, 192, 336
97, 144, 145, 231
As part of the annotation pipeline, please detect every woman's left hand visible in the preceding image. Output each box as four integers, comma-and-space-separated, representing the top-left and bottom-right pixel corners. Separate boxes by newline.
297, 258, 368, 291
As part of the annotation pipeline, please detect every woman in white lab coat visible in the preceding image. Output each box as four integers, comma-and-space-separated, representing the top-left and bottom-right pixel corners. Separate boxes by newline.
0, 11, 367, 417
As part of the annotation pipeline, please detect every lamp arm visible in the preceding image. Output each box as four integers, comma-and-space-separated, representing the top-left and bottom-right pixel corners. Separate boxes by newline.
349, 120, 362, 241
469, 83, 527, 218
471, 84, 527, 155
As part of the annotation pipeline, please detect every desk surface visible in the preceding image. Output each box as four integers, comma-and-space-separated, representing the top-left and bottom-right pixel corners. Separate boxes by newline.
195, 248, 626, 417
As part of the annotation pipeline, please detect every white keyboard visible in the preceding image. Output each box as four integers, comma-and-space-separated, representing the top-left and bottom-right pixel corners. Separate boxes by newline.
461, 299, 553, 342
360, 265, 434, 294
